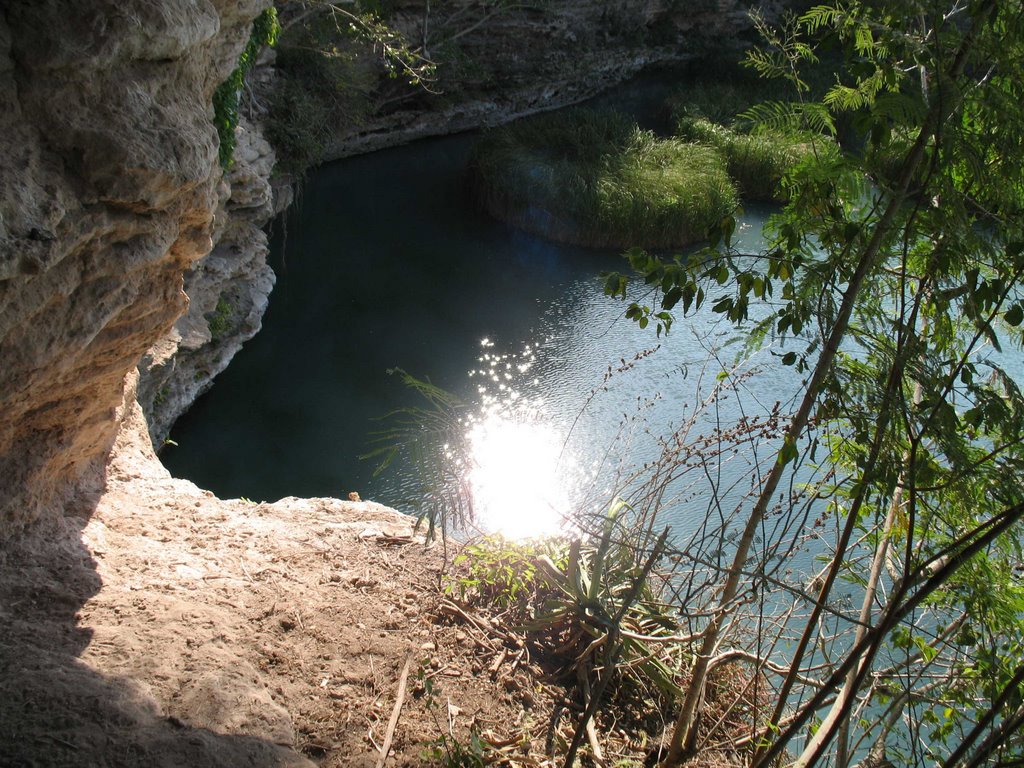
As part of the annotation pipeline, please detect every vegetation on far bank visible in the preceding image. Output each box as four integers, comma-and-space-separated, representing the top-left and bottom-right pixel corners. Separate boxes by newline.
264, 15, 379, 175
468, 109, 739, 249
467, 56, 830, 247
673, 117, 819, 201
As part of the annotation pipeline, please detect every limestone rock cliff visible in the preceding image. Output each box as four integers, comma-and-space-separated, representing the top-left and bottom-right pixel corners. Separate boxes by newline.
0, 0, 269, 532
138, 116, 290, 445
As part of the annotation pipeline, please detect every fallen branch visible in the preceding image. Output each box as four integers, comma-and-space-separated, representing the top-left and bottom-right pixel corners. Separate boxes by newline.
438, 599, 500, 651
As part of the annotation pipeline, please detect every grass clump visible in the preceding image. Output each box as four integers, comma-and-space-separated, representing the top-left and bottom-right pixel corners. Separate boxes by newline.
674, 117, 817, 201
468, 109, 738, 249
206, 295, 234, 342
662, 58, 839, 201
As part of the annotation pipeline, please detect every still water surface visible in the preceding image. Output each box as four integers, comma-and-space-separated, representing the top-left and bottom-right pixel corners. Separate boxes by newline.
163, 110, 801, 541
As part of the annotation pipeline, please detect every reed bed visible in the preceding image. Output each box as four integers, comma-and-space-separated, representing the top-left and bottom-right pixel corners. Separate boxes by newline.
673, 117, 816, 202
468, 109, 738, 249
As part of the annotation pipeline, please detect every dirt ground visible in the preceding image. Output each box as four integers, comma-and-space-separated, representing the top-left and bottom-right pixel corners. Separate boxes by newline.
2, 384, 770, 768
1, 393, 580, 768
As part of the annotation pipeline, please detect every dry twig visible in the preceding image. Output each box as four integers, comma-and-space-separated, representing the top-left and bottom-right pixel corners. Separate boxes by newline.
375, 653, 413, 768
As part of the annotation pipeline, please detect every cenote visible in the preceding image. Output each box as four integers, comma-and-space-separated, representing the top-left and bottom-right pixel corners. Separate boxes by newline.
162, 79, 803, 540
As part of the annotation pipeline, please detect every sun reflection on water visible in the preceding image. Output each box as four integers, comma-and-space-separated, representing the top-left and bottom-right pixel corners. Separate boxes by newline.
463, 340, 581, 538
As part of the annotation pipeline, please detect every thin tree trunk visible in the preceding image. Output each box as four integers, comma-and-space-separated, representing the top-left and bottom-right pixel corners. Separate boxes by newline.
745, 7, 996, 762
665, 200, 911, 765
664, 89, 945, 763
834, 363, 927, 768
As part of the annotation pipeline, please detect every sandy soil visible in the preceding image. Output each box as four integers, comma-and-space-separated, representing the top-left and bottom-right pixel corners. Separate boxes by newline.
0, 391, 560, 768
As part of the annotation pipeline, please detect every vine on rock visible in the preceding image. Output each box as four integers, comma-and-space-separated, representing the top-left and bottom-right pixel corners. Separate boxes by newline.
213, 7, 280, 169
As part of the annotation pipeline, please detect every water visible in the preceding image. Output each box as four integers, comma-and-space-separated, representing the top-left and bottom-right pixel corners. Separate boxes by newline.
162, 71, 812, 544
159, 75, 1024, 764
161, 119, 807, 539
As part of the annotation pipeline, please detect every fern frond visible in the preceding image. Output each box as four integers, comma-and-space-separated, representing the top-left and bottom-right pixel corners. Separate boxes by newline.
854, 23, 875, 55
800, 4, 843, 35
741, 101, 802, 133
799, 102, 837, 136
744, 48, 791, 81
824, 84, 871, 111
741, 101, 837, 137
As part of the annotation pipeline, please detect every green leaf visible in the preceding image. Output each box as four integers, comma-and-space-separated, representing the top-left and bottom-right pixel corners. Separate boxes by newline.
721, 214, 736, 248
1005, 304, 1023, 327
777, 436, 798, 466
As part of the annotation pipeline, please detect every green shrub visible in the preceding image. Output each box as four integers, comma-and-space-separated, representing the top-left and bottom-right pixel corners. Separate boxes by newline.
447, 506, 683, 698
206, 295, 234, 341
449, 536, 569, 613
468, 109, 738, 248
674, 117, 818, 201
153, 385, 170, 408
664, 80, 766, 128
264, 17, 377, 175
213, 8, 279, 169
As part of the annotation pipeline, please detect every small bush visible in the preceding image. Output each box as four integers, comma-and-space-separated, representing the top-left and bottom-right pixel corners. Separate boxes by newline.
265, 16, 377, 176
206, 295, 234, 341
447, 516, 682, 697
449, 536, 568, 614
665, 80, 766, 128
469, 109, 738, 248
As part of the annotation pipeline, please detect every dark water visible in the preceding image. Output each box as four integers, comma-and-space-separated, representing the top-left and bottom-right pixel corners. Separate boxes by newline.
162, 77, 803, 539
165, 135, 596, 491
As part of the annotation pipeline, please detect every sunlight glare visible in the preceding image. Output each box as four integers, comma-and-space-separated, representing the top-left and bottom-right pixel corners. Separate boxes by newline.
467, 412, 570, 539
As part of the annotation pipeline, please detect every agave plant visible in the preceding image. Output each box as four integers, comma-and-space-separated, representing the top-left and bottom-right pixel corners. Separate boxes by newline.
525, 501, 681, 696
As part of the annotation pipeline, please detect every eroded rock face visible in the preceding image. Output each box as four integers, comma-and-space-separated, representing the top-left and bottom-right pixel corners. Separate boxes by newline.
0, 0, 269, 534
326, 0, 779, 157
138, 116, 289, 445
